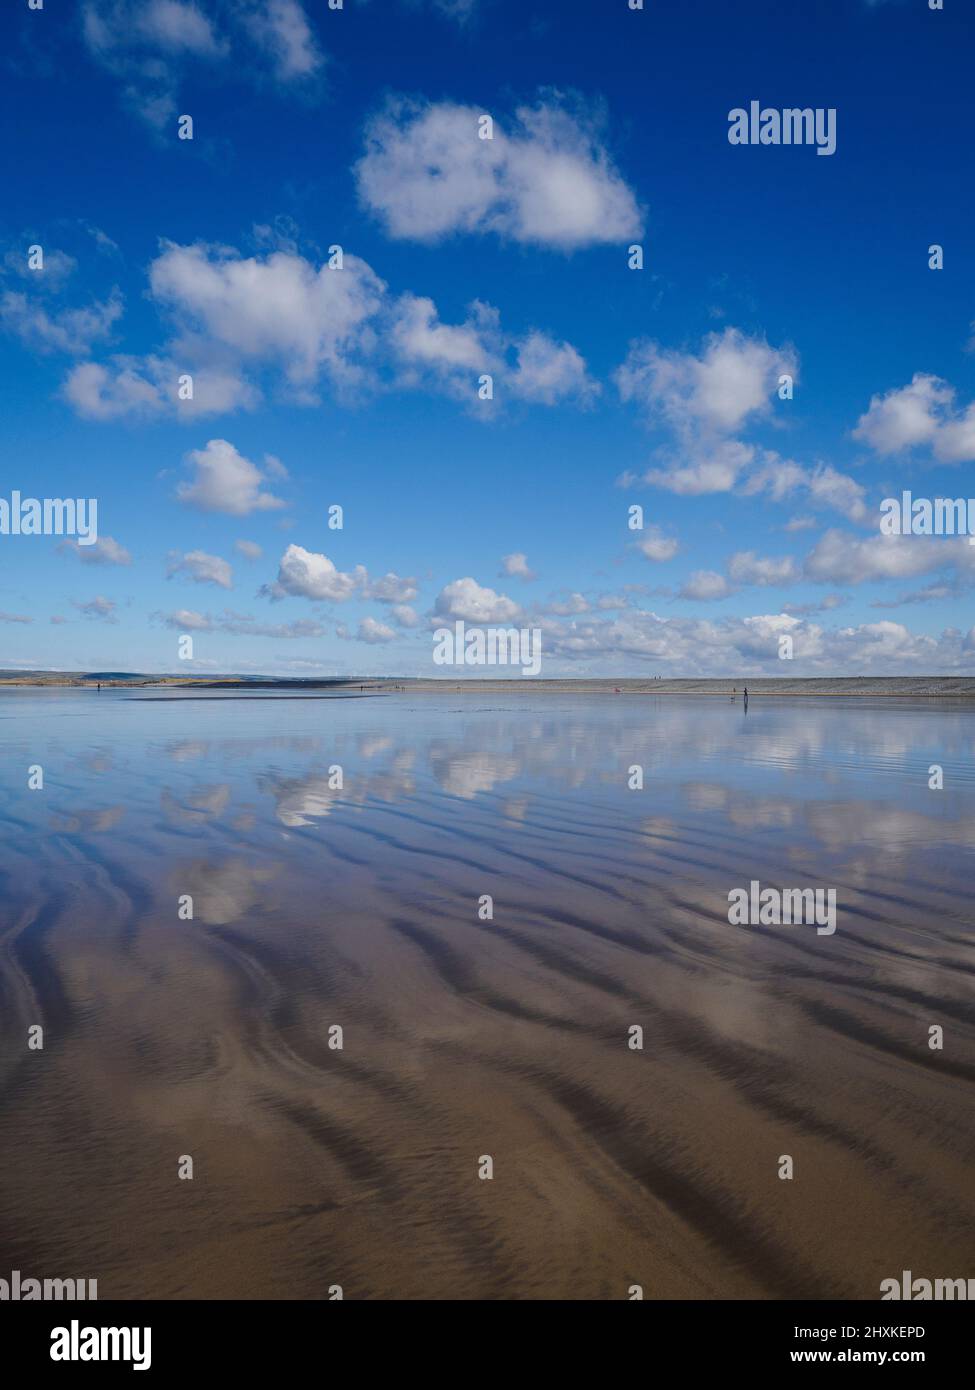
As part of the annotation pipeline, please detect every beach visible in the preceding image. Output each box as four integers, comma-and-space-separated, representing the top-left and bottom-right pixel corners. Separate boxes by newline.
0, 686, 972, 1298
4, 673, 975, 696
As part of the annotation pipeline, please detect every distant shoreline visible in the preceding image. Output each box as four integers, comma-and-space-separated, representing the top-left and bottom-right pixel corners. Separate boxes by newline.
3, 673, 975, 698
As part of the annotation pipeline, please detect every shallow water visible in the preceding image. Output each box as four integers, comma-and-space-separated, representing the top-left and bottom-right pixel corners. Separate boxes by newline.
0, 689, 972, 1299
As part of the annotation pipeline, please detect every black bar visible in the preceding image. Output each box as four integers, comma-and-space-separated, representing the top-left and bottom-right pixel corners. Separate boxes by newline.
2, 1299, 970, 1374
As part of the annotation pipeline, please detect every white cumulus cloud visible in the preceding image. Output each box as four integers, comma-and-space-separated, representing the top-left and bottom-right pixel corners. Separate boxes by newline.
149, 241, 385, 391
617, 327, 796, 437
432, 577, 522, 624
355, 95, 643, 249
264, 544, 365, 602
853, 373, 975, 463
176, 439, 287, 515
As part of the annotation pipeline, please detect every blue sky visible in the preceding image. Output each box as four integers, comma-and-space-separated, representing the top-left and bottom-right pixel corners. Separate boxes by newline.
1, 0, 974, 676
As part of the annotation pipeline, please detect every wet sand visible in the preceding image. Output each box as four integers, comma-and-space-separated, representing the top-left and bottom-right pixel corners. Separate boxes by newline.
0, 690, 972, 1298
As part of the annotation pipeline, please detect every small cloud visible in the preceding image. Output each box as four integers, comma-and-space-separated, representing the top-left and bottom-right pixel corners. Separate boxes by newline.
177, 439, 287, 515
0, 286, 123, 356
853, 372, 975, 463
635, 527, 678, 562
510, 331, 599, 405
154, 607, 326, 638
782, 594, 849, 616
166, 549, 233, 589
500, 552, 537, 581
64, 355, 258, 421
743, 456, 868, 523
59, 535, 132, 566
617, 327, 796, 437
431, 576, 521, 624
364, 571, 419, 603
727, 551, 800, 587
636, 441, 756, 496
81, 0, 323, 132
543, 591, 590, 616
2, 247, 77, 288
356, 94, 643, 249
84, 224, 121, 256
73, 595, 118, 622
390, 604, 419, 628
346, 616, 397, 644
159, 608, 212, 631
262, 544, 365, 602
678, 571, 731, 602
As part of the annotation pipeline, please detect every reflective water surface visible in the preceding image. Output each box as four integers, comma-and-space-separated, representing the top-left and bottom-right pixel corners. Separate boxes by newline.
1, 689, 972, 1298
